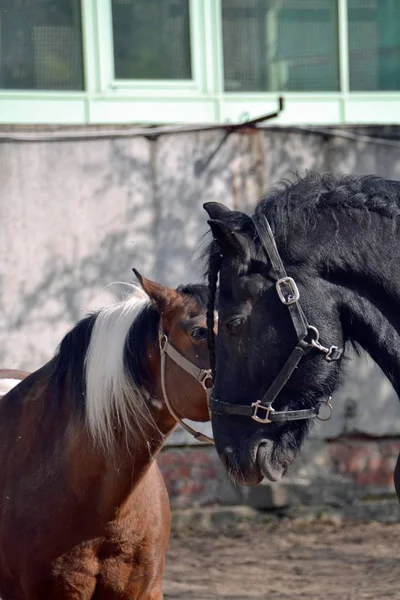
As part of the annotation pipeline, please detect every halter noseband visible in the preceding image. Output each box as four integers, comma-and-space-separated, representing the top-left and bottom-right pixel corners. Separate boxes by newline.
210, 214, 343, 425
159, 332, 214, 444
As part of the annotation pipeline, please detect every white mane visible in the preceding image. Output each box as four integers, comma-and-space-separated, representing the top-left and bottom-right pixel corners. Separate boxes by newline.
84, 285, 156, 452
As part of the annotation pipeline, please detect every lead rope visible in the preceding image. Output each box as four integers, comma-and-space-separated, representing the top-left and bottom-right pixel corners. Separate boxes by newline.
159, 336, 214, 444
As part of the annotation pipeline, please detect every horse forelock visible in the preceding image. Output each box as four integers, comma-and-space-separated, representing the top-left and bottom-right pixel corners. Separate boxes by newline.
84, 286, 159, 453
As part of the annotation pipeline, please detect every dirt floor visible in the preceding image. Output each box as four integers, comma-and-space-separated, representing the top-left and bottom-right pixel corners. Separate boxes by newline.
164, 518, 400, 599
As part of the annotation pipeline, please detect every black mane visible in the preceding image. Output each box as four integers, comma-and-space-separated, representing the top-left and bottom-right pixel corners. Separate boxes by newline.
50, 313, 98, 412
256, 172, 400, 244
203, 172, 400, 266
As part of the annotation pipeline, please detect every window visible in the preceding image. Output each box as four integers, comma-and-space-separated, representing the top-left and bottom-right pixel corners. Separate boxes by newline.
1, 0, 400, 126
111, 0, 192, 81
222, 0, 339, 92
0, 0, 84, 90
348, 0, 400, 91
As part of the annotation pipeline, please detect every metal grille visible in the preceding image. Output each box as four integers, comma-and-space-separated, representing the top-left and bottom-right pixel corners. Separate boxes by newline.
348, 0, 400, 91
0, 0, 84, 90
112, 0, 192, 80
222, 0, 339, 92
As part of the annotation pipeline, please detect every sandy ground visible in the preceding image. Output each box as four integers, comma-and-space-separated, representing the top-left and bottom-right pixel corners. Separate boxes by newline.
164, 519, 400, 599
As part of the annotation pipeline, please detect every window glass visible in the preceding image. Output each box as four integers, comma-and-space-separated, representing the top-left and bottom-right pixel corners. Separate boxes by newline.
222, 0, 339, 92
0, 0, 84, 90
348, 0, 400, 91
112, 0, 192, 80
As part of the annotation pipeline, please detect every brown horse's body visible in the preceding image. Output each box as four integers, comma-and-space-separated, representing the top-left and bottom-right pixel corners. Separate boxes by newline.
0, 279, 211, 599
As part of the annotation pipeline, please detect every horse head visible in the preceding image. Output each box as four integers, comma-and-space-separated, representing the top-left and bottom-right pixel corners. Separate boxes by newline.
202, 173, 400, 485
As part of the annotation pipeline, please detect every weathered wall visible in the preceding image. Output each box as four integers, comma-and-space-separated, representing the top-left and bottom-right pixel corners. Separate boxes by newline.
1, 125, 400, 456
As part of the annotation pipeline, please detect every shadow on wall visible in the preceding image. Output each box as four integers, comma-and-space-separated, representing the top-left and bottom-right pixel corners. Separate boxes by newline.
0, 132, 261, 370
0, 138, 155, 368
0, 232, 157, 369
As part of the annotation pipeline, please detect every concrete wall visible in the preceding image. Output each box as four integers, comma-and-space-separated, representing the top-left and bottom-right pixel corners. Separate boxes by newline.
1, 125, 400, 451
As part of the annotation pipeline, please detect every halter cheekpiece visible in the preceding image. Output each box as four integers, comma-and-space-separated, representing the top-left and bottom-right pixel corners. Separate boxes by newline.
159, 331, 214, 443
210, 214, 343, 424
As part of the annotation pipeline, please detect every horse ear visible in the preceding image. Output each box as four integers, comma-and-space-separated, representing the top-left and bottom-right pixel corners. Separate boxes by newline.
207, 219, 250, 264
132, 269, 180, 314
203, 202, 232, 220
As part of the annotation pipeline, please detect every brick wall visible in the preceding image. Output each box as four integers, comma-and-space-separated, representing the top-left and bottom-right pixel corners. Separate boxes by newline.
328, 437, 400, 489
158, 437, 400, 520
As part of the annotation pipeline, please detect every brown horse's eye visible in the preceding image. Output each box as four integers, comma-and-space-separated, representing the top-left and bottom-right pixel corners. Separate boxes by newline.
190, 326, 207, 341
226, 317, 245, 334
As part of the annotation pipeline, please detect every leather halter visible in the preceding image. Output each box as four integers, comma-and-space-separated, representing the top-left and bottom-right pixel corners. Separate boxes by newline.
159, 332, 214, 443
210, 214, 343, 425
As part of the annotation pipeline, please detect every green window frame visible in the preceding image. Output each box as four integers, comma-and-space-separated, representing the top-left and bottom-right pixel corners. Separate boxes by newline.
0, 0, 399, 126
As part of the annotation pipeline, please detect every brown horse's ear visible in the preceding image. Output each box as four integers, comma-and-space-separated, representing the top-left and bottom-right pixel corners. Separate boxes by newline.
203, 202, 232, 220
207, 219, 250, 264
132, 269, 181, 314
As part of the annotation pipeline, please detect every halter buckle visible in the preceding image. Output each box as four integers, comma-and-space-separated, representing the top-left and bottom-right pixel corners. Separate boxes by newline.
251, 400, 275, 424
198, 369, 214, 391
276, 277, 300, 305
325, 346, 342, 362
309, 329, 343, 363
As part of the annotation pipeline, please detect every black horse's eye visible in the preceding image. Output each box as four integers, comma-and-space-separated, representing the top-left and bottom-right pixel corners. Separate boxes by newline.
226, 317, 246, 334
190, 326, 207, 341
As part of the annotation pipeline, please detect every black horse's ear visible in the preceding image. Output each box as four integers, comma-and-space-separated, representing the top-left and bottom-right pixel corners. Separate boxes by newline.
208, 219, 250, 264
203, 202, 232, 220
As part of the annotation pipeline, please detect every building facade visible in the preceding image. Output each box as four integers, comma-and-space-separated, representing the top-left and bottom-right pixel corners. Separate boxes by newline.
0, 0, 399, 126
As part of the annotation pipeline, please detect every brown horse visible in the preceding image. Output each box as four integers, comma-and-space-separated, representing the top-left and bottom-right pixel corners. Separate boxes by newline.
0, 273, 213, 600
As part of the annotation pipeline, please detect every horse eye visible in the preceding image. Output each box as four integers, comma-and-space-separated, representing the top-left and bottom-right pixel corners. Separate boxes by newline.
190, 327, 207, 341
226, 317, 245, 334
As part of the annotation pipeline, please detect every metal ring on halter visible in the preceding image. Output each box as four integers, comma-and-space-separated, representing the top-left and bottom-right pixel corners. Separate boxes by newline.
317, 397, 333, 421
307, 325, 320, 344
199, 370, 214, 391
159, 333, 168, 353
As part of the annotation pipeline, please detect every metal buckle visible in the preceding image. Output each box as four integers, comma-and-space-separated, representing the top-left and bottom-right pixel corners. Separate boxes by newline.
199, 369, 214, 391
325, 346, 342, 362
308, 327, 342, 362
251, 400, 275, 424
276, 277, 300, 305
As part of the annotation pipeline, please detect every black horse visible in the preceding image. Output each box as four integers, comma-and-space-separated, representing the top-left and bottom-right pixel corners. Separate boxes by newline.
203, 172, 400, 489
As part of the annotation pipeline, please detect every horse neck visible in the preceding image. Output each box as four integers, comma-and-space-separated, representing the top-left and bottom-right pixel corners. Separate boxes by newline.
302, 210, 400, 396
63, 400, 175, 522
62, 352, 177, 520
96, 388, 178, 504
